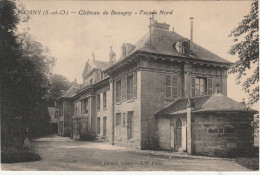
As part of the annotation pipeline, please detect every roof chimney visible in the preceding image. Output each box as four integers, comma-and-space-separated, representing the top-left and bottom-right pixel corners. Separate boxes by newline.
189, 17, 194, 43
109, 46, 116, 64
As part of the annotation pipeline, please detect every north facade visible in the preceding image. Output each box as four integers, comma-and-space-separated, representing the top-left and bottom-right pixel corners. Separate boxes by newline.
56, 20, 256, 156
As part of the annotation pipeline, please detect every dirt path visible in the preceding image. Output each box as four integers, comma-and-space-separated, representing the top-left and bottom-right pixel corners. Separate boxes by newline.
1, 135, 249, 171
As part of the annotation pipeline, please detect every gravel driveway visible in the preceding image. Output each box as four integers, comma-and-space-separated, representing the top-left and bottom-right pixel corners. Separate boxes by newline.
1, 135, 249, 171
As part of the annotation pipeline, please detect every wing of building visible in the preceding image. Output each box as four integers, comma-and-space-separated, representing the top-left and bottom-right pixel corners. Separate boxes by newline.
56, 20, 257, 157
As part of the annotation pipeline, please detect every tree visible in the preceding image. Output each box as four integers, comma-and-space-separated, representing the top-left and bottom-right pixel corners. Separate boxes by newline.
228, 1, 259, 106
1, 0, 55, 145
47, 74, 73, 107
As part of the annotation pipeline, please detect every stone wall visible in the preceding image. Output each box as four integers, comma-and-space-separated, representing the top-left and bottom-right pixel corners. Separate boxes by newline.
113, 70, 142, 149
140, 66, 182, 149
96, 89, 112, 142
158, 118, 171, 150
192, 112, 254, 157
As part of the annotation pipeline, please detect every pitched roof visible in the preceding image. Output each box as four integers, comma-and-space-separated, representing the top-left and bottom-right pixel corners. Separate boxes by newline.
131, 27, 232, 64
155, 94, 257, 117
62, 83, 79, 98
82, 59, 111, 77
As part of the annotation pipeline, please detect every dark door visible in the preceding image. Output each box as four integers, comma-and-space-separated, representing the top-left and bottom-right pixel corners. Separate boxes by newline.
175, 119, 182, 150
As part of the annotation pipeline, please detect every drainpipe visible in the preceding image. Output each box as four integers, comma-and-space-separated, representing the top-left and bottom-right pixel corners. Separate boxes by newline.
111, 79, 115, 145
186, 97, 194, 154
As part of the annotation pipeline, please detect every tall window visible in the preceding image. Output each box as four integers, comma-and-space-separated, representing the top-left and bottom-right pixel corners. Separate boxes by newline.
165, 75, 178, 99
97, 94, 100, 111
97, 117, 100, 134
116, 113, 121, 126
195, 78, 206, 96
103, 117, 107, 136
103, 92, 107, 109
116, 80, 121, 102
82, 99, 88, 114
127, 75, 134, 100
127, 111, 134, 139
116, 113, 121, 138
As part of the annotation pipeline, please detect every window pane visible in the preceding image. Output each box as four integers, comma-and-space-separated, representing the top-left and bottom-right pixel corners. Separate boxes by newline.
127, 75, 133, 100
172, 87, 178, 98
127, 111, 133, 139
166, 87, 171, 97
200, 78, 204, 85
172, 76, 177, 86
166, 75, 171, 86
116, 80, 121, 102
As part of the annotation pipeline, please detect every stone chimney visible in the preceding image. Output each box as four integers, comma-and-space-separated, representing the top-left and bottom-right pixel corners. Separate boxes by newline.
121, 44, 126, 58
121, 43, 135, 58
149, 20, 170, 30
109, 46, 116, 64
186, 97, 195, 154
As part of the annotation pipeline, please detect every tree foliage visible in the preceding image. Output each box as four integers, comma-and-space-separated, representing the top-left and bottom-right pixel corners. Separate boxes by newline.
47, 74, 73, 107
228, 1, 259, 106
1, 0, 55, 142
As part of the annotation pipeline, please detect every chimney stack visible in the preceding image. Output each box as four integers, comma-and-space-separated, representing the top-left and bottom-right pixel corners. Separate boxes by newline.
189, 17, 194, 43
109, 46, 116, 64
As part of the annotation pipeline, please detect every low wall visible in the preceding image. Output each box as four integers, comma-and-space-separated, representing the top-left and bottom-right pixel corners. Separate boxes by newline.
192, 112, 254, 157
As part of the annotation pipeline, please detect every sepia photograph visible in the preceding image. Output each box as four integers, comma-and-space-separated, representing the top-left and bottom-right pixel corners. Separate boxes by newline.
1, 0, 259, 172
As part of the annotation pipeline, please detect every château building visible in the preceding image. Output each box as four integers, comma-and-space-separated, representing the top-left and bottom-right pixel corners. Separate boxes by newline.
57, 20, 257, 157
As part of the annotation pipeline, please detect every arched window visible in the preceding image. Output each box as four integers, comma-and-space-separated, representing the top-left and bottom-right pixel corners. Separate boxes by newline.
182, 42, 190, 54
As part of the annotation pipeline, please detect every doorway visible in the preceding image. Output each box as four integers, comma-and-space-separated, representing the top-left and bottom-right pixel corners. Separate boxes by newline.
175, 119, 182, 150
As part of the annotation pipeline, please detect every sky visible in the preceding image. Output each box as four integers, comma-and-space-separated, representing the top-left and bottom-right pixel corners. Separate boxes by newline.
19, 0, 258, 110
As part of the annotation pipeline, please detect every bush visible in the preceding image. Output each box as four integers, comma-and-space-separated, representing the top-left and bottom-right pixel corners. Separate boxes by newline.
79, 131, 96, 141
235, 157, 259, 170
1, 148, 41, 163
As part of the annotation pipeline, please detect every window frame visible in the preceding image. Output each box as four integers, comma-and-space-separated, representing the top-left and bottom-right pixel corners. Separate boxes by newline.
103, 92, 107, 110
165, 75, 178, 99
97, 94, 100, 111
116, 80, 122, 103
127, 111, 134, 140
195, 77, 207, 96
127, 74, 134, 100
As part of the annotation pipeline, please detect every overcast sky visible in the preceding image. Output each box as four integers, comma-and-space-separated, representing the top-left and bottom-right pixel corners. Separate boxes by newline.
19, 0, 258, 109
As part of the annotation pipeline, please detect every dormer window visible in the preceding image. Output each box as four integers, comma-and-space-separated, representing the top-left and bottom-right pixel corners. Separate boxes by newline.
175, 41, 190, 55
182, 41, 190, 54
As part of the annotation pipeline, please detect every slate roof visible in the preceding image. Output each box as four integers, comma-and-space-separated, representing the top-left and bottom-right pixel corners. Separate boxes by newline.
155, 94, 257, 117
82, 59, 111, 77
62, 83, 80, 98
105, 23, 232, 73
132, 27, 232, 64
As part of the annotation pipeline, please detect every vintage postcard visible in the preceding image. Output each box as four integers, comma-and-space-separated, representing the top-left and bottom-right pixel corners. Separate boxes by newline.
1, 0, 259, 173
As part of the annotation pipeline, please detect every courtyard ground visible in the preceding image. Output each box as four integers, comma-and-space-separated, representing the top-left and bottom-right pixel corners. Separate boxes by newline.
1, 135, 250, 171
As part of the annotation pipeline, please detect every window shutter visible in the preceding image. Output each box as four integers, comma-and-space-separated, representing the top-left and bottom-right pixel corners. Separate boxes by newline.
191, 77, 196, 97
207, 78, 213, 95
121, 77, 126, 101
113, 81, 116, 103
133, 72, 137, 98
172, 75, 178, 99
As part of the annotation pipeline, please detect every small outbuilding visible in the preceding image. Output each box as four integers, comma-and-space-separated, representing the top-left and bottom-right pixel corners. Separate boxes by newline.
155, 93, 257, 157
